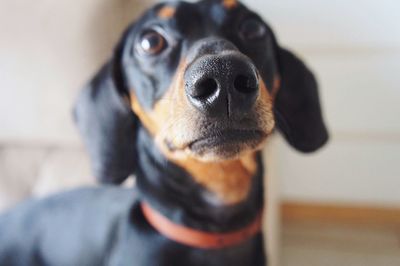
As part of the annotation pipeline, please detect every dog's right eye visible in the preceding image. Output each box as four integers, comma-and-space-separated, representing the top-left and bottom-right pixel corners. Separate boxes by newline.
239, 18, 267, 41
137, 30, 167, 55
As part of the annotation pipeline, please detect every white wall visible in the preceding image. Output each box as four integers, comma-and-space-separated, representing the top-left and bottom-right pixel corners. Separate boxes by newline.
0, 0, 151, 145
243, 0, 400, 207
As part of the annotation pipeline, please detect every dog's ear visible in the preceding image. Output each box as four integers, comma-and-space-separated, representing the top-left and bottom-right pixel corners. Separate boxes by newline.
273, 47, 329, 152
73, 30, 137, 184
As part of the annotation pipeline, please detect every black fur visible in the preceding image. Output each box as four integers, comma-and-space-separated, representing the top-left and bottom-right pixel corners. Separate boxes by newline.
0, 1, 328, 265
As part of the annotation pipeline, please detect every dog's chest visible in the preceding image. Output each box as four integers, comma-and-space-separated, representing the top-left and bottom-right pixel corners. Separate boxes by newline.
108, 219, 266, 266
109, 244, 266, 266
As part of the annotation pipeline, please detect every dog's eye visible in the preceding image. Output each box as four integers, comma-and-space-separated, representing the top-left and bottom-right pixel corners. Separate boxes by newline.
239, 18, 267, 40
138, 30, 167, 55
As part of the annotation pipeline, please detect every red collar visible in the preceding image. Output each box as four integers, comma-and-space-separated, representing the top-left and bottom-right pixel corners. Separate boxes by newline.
141, 202, 263, 249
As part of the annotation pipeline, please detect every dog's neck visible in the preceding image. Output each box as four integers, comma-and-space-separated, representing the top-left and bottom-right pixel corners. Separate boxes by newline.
162, 151, 259, 205
135, 126, 265, 232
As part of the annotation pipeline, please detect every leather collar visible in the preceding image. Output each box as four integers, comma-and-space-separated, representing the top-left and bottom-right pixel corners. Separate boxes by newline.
141, 202, 263, 249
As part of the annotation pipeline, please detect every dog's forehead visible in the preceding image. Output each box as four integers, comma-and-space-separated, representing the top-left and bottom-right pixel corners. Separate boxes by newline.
141, 0, 251, 33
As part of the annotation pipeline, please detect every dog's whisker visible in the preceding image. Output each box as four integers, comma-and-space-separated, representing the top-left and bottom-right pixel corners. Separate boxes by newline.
156, 97, 175, 102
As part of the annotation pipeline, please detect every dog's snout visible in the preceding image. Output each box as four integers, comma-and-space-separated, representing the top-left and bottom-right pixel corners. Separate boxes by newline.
185, 52, 259, 118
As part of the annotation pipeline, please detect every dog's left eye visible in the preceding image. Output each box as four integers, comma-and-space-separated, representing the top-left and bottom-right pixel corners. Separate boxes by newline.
137, 30, 167, 55
239, 18, 267, 40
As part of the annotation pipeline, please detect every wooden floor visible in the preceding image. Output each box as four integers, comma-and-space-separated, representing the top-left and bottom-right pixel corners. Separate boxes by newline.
281, 221, 400, 266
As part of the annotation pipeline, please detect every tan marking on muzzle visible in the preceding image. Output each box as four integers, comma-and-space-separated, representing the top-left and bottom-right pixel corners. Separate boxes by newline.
257, 79, 276, 134
130, 61, 187, 137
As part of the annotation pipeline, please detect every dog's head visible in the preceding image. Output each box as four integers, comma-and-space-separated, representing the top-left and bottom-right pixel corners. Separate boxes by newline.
74, 0, 328, 183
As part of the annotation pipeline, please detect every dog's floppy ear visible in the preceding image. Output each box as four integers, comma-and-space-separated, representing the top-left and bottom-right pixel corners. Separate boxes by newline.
73, 30, 137, 184
273, 47, 329, 152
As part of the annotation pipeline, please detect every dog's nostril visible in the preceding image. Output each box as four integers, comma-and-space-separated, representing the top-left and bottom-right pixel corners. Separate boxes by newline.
234, 75, 257, 94
194, 78, 218, 99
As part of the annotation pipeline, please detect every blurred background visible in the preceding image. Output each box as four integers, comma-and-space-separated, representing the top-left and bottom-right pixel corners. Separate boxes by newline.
0, 0, 399, 266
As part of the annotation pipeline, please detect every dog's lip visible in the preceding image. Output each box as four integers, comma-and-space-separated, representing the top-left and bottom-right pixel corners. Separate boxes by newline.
188, 129, 266, 150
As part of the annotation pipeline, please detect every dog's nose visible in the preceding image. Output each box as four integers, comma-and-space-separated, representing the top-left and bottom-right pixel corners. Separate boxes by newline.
184, 52, 259, 118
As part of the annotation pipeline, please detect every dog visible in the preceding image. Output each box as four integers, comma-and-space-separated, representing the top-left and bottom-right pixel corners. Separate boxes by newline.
0, 0, 328, 265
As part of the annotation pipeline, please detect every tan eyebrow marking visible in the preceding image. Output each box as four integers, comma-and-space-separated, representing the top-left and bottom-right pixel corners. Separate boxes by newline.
222, 0, 238, 10
158, 6, 176, 19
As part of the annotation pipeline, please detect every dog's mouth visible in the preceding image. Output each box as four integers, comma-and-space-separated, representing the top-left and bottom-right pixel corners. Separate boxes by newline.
189, 129, 265, 151
190, 129, 267, 160
164, 128, 267, 160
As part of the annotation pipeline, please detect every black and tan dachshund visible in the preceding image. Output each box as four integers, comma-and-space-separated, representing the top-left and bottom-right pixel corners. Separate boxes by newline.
0, 0, 328, 265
